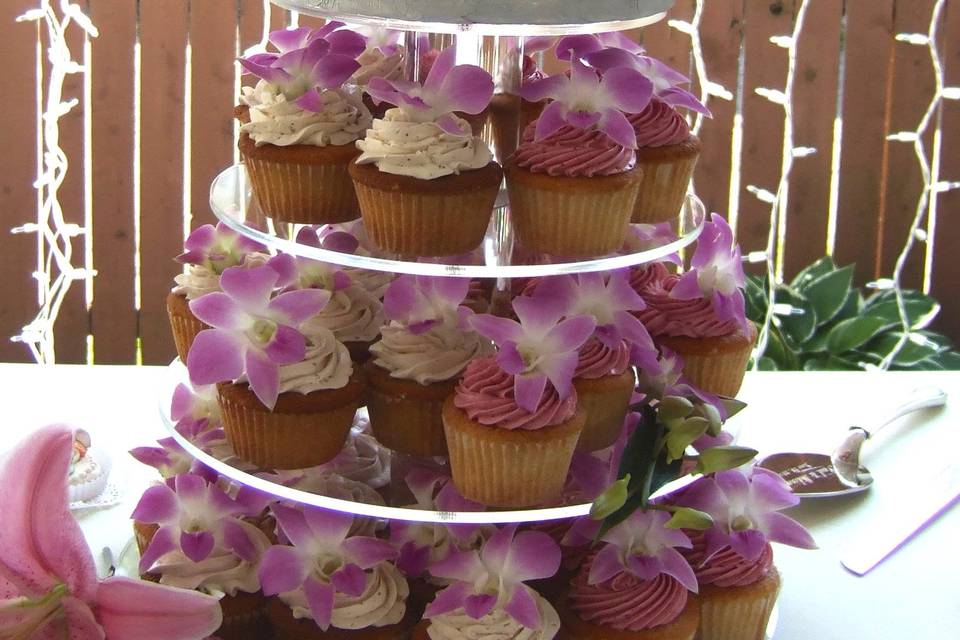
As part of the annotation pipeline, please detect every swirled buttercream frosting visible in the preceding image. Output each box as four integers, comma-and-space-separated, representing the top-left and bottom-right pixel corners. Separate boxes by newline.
575, 338, 631, 379
240, 82, 371, 147
355, 107, 492, 179
172, 253, 269, 300
684, 531, 774, 588
629, 99, 691, 149
513, 122, 635, 177
151, 519, 271, 597
272, 327, 353, 393
569, 554, 688, 631
426, 590, 560, 640
280, 563, 408, 630
352, 48, 404, 87
453, 356, 577, 431
371, 321, 493, 385
299, 285, 384, 344
633, 270, 739, 339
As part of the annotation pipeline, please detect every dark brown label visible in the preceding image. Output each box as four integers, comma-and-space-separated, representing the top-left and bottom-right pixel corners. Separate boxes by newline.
757, 452, 851, 495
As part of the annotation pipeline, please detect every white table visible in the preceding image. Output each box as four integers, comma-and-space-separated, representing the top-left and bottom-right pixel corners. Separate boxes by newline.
1, 364, 957, 639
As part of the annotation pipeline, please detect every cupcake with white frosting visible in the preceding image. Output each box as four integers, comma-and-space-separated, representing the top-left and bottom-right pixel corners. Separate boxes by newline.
349, 46, 501, 257
237, 24, 370, 224
365, 275, 493, 458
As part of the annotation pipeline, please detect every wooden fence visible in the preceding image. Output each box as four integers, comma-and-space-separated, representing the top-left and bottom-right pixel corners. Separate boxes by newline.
1, 0, 958, 365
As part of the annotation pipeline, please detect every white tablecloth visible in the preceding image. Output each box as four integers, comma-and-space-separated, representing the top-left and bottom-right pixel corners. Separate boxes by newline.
2, 363, 958, 639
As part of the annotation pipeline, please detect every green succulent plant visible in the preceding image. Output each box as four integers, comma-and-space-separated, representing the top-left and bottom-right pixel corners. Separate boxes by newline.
745, 256, 960, 371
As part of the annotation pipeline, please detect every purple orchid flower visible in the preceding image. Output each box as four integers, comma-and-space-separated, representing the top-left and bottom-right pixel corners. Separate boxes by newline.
391, 470, 489, 577
267, 228, 351, 293
366, 46, 494, 135
129, 437, 194, 480
588, 509, 698, 591
674, 467, 816, 562
257, 506, 397, 631
186, 264, 330, 410
351, 24, 403, 56
0, 426, 222, 640
132, 473, 263, 577
670, 214, 748, 331
383, 275, 471, 334
521, 56, 653, 148
623, 223, 682, 265
631, 345, 726, 416
533, 270, 652, 349
176, 222, 266, 274
171, 382, 221, 430
425, 525, 560, 629
470, 297, 596, 412
267, 23, 346, 54
239, 31, 363, 105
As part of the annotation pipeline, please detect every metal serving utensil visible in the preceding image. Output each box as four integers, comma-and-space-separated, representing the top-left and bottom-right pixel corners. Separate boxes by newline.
756, 386, 947, 498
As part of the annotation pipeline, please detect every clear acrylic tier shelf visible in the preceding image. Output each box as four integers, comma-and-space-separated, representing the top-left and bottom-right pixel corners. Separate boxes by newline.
210, 163, 706, 279
159, 360, 698, 524
270, 0, 673, 34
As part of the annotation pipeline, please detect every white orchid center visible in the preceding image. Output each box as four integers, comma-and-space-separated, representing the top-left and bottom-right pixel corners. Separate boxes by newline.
250, 318, 278, 345
731, 514, 754, 531
696, 264, 737, 297
311, 552, 345, 581
517, 345, 543, 373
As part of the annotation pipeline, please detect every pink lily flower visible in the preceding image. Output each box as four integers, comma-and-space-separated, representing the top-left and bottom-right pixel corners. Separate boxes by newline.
366, 46, 494, 135
675, 467, 817, 562
521, 56, 654, 148
587, 509, 698, 592
470, 296, 596, 412
383, 275, 471, 334
670, 214, 748, 331
175, 222, 266, 274
425, 525, 560, 629
0, 425, 222, 639
186, 264, 330, 410
257, 506, 397, 630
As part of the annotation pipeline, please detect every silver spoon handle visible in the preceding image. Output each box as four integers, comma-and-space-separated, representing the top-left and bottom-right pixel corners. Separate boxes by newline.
864, 386, 947, 438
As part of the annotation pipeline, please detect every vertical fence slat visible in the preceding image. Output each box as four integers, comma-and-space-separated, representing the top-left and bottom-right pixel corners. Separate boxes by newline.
877, 0, 939, 289
930, 1, 960, 341
88, 0, 137, 363
833, 0, 894, 284
782, 0, 843, 278
694, 0, 744, 220
639, 0, 694, 77
139, 0, 189, 365
189, 0, 236, 229
736, 1, 793, 257
0, 2, 40, 362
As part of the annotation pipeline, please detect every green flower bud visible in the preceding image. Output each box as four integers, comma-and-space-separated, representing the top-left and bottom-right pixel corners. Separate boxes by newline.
695, 446, 759, 475
665, 417, 709, 462
658, 396, 695, 421
665, 507, 714, 530
590, 474, 631, 520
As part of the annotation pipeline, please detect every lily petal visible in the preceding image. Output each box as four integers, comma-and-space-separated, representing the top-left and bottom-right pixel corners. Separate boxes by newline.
96, 576, 222, 640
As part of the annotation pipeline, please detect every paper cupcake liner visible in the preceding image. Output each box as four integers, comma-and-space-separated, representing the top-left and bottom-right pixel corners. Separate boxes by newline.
631, 153, 699, 224
442, 398, 584, 508
505, 165, 641, 257
698, 570, 781, 640
242, 152, 360, 225
573, 369, 636, 452
365, 371, 453, 458
217, 591, 272, 640
217, 382, 360, 470
166, 292, 206, 363
658, 325, 757, 398
350, 167, 500, 257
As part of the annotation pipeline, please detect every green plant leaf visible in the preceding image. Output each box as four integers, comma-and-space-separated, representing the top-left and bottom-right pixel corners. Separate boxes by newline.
804, 330, 829, 353
790, 256, 835, 289
778, 289, 818, 345
826, 316, 887, 354
803, 355, 863, 371
744, 275, 768, 324
898, 358, 946, 371
863, 294, 940, 331
933, 350, 960, 370
802, 265, 853, 327
832, 289, 863, 324
865, 332, 943, 366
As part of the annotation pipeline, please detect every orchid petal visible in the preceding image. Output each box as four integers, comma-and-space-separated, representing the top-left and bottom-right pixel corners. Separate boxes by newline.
266, 253, 298, 288
294, 88, 325, 113
583, 46, 640, 73
570, 56, 599, 87
321, 231, 358, 254
238, 57, 291, 85
397, 542, 430, 577
96, 576, 222, 640
271, 505, 314, 548
750, 468, 800, 511
325, 29, 366, 57
541, 351, 579, 400
598, 107, 638, 149
304, 577, 335, 630
514, 374, 548, 413
479, 524, 515, 574
430, 548, 485, 583
311, 53, 361, 90
259, 545, 308, 595
523, 35, 557, 54
514, 294, 568, 335
496, 343, 525, 375
382, 275, 417, 323
436, 112, 467, 135
554, 34, 602, 60
626, 554, 663, 581
301, 507, 354, 547
533, 99, 568, 141
545, 315, 596, 353
588, 543, 625, 585
138, 526, 176, 575
170, 384, 193, 421
222, 520, 257, 562
220, 266, 278, 312
470, 314, 523, 345
520, 74, 566, 103
269, 288, 329, 325
131, 484, 178, 524
728, 529, 767, 562
424, 582, 470, 618
659, 547, 699, 592
761, 512, 818, 550
245, 348, 280, 410
670, 270, 704, 300
464, 593, 497, 619
503, 530, 561, 582
343, 537, 397, 568
186, 330, 245, 386
423, 46, 456, 96
660, 86, 712, 116
566, 109, 602, 130
268, 27, 313, 52
603, 67, 654, 113
182, 224, 216, 254
437, 64, 495, 114
188, 293, 246, 330
180, 530, 215, 563
504, 585, 541, 629
331, 563, 366, 597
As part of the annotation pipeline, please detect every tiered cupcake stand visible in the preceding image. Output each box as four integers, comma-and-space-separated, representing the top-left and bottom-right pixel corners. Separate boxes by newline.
159, 0, 705, 528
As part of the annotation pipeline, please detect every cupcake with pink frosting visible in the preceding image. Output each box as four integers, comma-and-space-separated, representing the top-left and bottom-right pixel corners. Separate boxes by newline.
633, 214, 756, 397
568, 36, 712, 223
556, 509, 701, 640
508, 54, 654, 258
443, 295, 595, 507
671, 468, 816, 640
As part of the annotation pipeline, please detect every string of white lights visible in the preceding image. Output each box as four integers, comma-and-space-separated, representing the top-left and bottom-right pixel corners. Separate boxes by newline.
873, 0, 956, 369
11, 1, 97, 363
